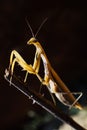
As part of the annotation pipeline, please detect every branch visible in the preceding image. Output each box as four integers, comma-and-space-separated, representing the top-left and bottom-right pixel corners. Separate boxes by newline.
4, 75, 86, 130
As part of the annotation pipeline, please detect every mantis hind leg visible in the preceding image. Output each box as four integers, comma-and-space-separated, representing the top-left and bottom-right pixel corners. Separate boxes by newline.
55, 91, 83, 109
68, 92, 83, 109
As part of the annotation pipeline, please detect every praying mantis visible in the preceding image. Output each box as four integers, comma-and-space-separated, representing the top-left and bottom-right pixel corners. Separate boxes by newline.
5, 19, 83, 110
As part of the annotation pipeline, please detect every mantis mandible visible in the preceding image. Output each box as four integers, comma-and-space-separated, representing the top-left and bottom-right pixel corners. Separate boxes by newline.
5, 18, 83, 110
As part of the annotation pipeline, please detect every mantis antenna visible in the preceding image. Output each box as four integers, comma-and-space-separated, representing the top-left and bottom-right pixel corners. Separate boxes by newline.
25, 17, 35, 37
25, 17, 48, 38
35, 17, 48, 37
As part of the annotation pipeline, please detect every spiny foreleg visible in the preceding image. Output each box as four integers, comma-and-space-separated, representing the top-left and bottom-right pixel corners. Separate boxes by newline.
24, 50, 41, 82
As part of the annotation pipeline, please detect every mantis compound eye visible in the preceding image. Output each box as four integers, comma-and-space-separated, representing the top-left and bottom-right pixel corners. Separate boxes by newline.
33, 38, 38, 43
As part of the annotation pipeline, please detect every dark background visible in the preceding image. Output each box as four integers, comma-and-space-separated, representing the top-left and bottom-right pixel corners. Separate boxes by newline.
0, 0, 87, 130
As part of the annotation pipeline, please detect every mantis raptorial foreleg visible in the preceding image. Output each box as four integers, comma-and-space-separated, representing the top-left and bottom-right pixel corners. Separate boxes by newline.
9, 50, 34, 75
24, 50, 41, 82
8, 50, 43, 84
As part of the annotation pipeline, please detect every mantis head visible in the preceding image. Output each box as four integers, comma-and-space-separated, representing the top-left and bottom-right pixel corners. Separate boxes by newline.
27, 37, 38, 45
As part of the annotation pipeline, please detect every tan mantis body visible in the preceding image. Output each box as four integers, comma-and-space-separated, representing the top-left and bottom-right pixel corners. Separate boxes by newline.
6, 37, 82, 109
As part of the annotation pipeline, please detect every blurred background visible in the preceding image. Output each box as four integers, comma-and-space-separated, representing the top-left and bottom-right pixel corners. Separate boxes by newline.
0, 0, 87, 130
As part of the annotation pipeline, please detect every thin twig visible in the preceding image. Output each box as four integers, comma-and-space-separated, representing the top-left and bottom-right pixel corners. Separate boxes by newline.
4, 75, 86, 130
